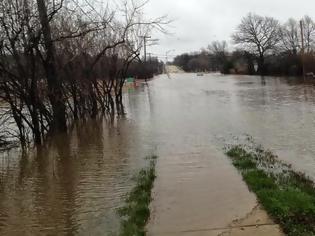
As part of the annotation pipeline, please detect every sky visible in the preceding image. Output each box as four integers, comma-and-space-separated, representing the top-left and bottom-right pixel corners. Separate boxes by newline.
142, 0, 315, 61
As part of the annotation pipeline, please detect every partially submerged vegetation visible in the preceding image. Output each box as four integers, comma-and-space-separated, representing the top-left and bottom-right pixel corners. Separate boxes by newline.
0, 0, 167, 147
226, 144, 315, 236
118, 156, 157, 236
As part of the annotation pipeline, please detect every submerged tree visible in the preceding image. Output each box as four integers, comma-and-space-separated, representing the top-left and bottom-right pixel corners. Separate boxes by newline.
0, 0, 168, 146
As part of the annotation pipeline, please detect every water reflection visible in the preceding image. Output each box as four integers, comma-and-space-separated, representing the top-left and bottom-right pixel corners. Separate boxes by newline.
0, 116, 155, 235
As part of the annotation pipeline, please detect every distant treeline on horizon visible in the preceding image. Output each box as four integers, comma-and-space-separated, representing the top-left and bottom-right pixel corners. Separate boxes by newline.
172, 13, 315, 76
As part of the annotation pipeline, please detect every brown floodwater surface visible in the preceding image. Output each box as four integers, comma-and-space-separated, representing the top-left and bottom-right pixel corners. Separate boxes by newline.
1, 73, 315, 235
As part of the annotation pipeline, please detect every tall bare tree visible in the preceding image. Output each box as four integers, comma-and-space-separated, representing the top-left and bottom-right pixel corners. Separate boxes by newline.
208, 40, 228, 71
232, 13, 280, 74
301, 15, 315, 53
280, 18, 300, 55
36, 0, 67, 132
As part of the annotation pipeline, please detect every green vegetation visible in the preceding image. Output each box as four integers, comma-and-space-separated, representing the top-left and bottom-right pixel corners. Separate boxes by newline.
118, 156, 158, 236
226, 145, 315, 236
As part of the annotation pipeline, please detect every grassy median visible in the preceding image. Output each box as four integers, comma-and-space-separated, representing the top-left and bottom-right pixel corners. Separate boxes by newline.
226, 144, 315, 236
118, 156, 158, 236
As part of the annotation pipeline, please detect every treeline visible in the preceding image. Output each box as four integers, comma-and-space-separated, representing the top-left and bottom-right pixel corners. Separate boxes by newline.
173, 14, 315, 76
127, 59, 164, 79
0, 0, 167, 146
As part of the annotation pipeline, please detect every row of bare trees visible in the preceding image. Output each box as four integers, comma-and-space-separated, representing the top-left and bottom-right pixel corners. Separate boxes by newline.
233, 13, 315, 74
0, 0, 167, 146
174, 13, 315, 75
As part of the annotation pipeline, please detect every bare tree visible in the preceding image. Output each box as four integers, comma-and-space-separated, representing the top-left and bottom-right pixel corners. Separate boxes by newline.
0, 0, 168, 147
232, 13, 280, 74
208, 40, 228, 71
301, 15, 315, 53
280, 18, 300, 55
36, 0, 67, 132
208, 41, 228, 55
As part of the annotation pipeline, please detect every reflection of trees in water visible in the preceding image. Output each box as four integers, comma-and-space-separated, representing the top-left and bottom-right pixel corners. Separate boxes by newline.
260, 76, 266, 86
0, 114, 150, 235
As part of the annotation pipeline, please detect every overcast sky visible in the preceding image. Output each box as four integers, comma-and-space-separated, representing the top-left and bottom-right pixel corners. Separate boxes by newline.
142, 0, 315, 60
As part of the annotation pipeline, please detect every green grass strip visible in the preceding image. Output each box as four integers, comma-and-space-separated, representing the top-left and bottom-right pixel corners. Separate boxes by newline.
226, 145, 315, 236
118, 156, 158, 236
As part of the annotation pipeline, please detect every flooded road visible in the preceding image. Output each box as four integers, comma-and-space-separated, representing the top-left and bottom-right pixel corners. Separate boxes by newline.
1, 73, 315, 235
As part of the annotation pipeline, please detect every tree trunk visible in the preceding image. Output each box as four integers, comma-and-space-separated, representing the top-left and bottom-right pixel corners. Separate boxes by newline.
36, 0, 67, 132
258, 54, 265, 75
30, 108, 42, 144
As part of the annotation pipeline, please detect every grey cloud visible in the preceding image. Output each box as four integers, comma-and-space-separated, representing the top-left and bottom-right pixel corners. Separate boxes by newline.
143, 0, 315, 59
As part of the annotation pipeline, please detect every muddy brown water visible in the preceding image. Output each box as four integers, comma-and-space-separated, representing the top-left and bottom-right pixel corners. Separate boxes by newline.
0, 73, 315, 235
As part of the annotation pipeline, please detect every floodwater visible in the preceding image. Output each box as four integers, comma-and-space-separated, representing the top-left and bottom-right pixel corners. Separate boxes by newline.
0, 73, 315, 235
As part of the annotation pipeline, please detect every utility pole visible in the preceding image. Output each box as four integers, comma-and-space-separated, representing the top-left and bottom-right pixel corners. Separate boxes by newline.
140, 36, 151, 83
300, 20, 306, 79
139, 36, 159, 82
140, 36, 151, 62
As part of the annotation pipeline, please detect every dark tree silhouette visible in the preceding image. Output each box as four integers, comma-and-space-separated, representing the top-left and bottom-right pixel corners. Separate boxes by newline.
232, 13, 280, 75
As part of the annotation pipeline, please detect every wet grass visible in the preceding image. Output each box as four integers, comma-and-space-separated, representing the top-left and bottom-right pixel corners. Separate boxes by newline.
117, 156, 157, 236
226, 145, 315, 236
